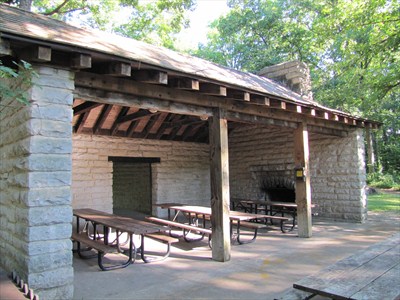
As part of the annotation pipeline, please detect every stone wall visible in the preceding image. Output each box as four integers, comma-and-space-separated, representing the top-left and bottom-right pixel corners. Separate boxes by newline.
72, 134, 211, 218
0, 65, 74, 299
229, 125, 367, 222
229, 126, 295, 200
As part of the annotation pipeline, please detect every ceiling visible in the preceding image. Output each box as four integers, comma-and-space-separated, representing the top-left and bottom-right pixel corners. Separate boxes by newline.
72, 99, 214, 143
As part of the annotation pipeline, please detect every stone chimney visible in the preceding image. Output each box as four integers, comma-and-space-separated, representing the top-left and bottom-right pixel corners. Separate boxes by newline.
258, 61, 313, 102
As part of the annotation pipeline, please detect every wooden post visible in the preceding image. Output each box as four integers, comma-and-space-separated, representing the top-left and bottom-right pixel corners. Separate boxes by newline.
209, 108, 231, 261
294, 122, 312, 238
365, 127, 375, 173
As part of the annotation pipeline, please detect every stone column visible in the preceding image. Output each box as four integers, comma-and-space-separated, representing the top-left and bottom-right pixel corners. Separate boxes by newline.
0, 65, 74, 299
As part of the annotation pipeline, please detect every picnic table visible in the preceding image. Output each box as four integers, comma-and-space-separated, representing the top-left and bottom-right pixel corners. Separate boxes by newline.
72, 208, 177, 270
232, 199, 316, 232
291, 233, 400, 300
231, 199, 296, 232
151, 203, 288, 244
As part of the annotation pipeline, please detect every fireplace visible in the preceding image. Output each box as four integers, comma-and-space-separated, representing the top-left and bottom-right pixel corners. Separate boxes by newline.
261, 176, 295, 203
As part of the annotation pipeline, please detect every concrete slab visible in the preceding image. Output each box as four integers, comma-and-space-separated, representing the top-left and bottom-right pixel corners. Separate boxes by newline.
73, 211, 399, 300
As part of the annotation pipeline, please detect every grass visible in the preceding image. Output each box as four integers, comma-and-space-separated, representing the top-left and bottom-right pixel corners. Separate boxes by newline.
368, 192, 400, 212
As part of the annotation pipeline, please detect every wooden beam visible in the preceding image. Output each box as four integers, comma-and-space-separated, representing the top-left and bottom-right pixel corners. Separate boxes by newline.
73, 101, 103, 115
250, 94, 270, 105
0, 38, 11, 56
111, 107, 129, 135
209, 108, 231, 262
308, 125, 348, 137
225, 111, 298, 129
270, 99, 286, 109
75, 86, 213, 119
19, 45, 51, 62
227, 89, 250, 101
148, 112, 169, 135
294, 122, 312, 238
74, 112, 89, 133
71, 53, 92, 69
93, 104, 112, 134
74, 72, 359, 131
116, 109, 159, 124
200, 82, 227, 96
169, 77, 199, 90
132, 70, 168, 84
96, 62, 131, 77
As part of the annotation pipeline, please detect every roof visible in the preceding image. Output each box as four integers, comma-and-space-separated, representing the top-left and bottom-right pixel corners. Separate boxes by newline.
1, 5, 316, 105
0, 4, 378, 128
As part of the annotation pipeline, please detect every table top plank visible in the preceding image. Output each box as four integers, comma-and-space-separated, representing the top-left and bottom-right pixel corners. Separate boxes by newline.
166, 205, 288, 221
73, 208, 165, 235
350, 262, 400, 300
293, 233, 400, 300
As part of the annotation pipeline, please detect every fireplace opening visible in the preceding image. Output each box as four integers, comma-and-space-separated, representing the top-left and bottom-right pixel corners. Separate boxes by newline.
261, 176, 295, 203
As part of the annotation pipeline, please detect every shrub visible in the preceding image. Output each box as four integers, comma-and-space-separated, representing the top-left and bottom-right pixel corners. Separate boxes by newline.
367, 172, 400, 190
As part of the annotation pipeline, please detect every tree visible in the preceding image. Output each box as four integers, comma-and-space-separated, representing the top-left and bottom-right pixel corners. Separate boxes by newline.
1, 0, 195, 49
194, 0, 400, 175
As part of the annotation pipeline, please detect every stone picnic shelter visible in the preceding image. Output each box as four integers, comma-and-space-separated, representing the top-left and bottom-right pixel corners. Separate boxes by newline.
0, 4, 379, 299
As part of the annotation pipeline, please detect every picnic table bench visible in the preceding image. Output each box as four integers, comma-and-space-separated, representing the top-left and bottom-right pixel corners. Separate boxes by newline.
72, 208, 178, 270
277, 233, 400, 300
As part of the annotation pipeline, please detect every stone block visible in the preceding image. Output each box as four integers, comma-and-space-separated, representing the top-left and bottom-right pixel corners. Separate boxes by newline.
30, 103, 73, 122
28, 250, 72, 273
35, 65, 74, 79
24, 186, 71, 206
32, 73, 75, 90
29, 154, 71, 171
26, 239, 72, 256
28, 266, 73, 290
28, 171, 71, 188
29, 119, 72, 138
28, 136, 72, 154
31, 86, 74, 105
27, 223, 72, 242
28, 206, 72, 226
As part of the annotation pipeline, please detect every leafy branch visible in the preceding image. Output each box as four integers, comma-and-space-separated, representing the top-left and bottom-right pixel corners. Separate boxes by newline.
0, 60, 37, 107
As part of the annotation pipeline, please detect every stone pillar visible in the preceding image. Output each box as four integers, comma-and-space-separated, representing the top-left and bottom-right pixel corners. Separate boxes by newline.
0, 65, 74, 299
258, 61, 313, 101
309, 128, 367, 222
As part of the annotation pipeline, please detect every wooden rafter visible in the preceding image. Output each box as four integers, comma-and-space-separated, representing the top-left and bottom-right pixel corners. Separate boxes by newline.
73, 101, 103, 115
93, 104, 112, 134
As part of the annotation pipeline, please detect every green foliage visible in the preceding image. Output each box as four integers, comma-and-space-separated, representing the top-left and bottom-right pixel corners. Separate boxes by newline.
194, 0, 400, 176
367, 172, 400, 190
115, 0, 194, 49
0, 60, 36, 106
367, 192, 400, 211
3, 0, 195, 49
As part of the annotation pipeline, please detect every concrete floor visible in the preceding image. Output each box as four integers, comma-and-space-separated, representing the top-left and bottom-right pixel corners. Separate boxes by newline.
73, 211, 399, 300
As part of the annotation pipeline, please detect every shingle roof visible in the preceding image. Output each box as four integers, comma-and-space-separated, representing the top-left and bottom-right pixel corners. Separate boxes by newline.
0, 4, 316, 105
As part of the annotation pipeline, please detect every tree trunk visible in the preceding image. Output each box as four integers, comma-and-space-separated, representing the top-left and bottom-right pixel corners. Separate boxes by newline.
19, 0, 33, 11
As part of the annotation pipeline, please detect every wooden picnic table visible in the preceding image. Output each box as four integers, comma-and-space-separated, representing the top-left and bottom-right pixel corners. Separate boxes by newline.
231, 199, 297, 232
153, 204, 288, 244
292, 233, 400, 300
73, 208, 173, 270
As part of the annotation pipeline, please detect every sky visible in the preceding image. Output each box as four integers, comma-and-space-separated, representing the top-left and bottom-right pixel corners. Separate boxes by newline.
175, 0, 230, 50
